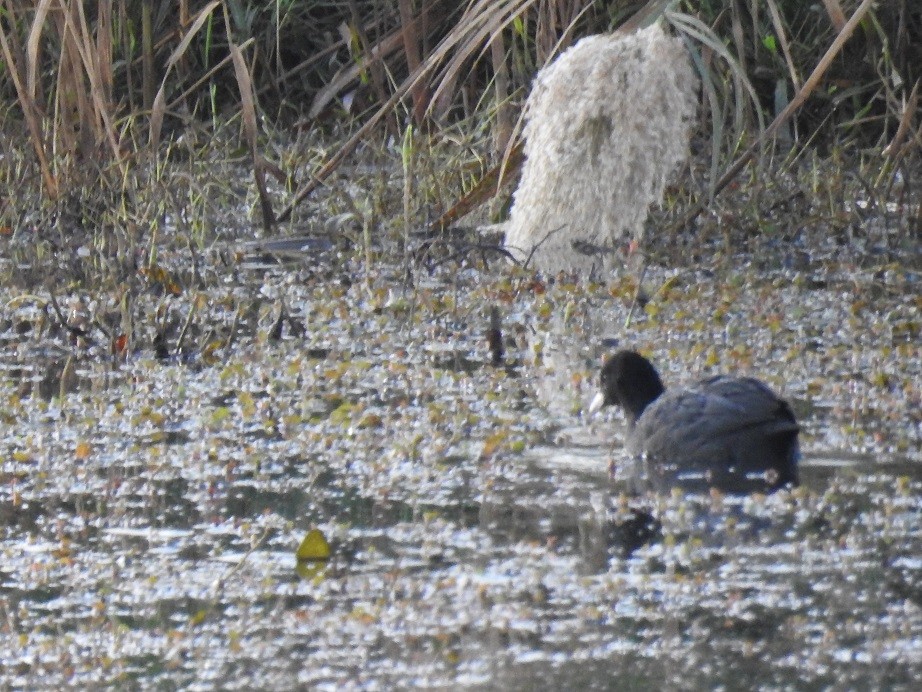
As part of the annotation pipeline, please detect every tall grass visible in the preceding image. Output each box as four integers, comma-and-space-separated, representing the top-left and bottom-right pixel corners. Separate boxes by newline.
0, 0, 916, 218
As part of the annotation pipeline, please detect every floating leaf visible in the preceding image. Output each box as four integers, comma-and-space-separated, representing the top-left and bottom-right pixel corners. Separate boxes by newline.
297, 528, 331, 561
220, 362, 246, 381
228, 630, 242, 654
480, 429, 508, 460
766, 314, 782, 333
202, 339, 224, 361
210, 406, 232, 425
112, 333, 128, 356
657, 274, 681, 296
356, 412, 382, 429
329, 401, 354, 425
704, 348, 719, 367
140, 264, 183, 296
134, 409, 167, 426
870, 371, 890, 388
238, 391, 256, 419
324, 363, 348, 381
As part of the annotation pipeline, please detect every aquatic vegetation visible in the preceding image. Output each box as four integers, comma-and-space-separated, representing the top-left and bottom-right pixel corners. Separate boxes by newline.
0, 216, 919, 686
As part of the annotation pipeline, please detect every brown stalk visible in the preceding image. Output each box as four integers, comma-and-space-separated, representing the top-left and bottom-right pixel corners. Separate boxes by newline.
96, 0, 113, 107
347, 0, 389, 113
142, 0, 154, 110
428, 0, 539, 112
822, 0, 847, 32
398, 0, 429, 124
882, 78, 920, 158
26, 0, 53, 100
57, 0, 125, 170
149, 0, 222, 150
56, 4, 87, 159
535, 0, 556, 62
116, 0, 135, 112
226, 9, 274, 234
177, 0, 190, 82
730, 0, 746, 75
0, 1, 57, 197
491, 28, 512, 156
430, 142, 524, 231
764, 0, 801, 90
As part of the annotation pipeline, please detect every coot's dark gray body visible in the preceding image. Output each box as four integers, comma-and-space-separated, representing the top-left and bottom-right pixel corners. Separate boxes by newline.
590, 351, 799, 494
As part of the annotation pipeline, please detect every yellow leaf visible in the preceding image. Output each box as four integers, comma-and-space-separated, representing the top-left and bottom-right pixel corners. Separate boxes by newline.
238, 391, 256, 419
660, 274, 681, 292
704, 348, 719, 367
75, 442, 92, 460
202, 340, 224, 360
219, 362, 245, 381
329, 401, 353, 425
134, 409, 167, 426
282, 413, 303, 427
324, 364, 347, 381
480, 430, 508, 460
296, 529, 331, 561
210, 406, 232, 425
228, 630, 242, 654
870, 371, 890, 388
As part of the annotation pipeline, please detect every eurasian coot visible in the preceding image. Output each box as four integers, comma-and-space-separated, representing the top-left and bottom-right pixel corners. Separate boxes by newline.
589, 350, 799, 494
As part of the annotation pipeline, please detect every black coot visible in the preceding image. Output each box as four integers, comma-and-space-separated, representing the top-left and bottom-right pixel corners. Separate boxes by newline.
589, 350, 799, 494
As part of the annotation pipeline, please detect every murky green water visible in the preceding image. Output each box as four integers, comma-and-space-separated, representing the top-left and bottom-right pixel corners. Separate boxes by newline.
1, 237, 920, 688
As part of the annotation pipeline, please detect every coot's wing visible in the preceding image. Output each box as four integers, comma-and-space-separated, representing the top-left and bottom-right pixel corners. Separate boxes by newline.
628, 377, 799, 493
635, 378, 795, 444
696, 375, 798, 429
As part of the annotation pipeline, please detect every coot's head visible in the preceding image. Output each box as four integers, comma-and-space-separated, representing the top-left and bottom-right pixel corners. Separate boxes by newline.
588, 350, 665, 422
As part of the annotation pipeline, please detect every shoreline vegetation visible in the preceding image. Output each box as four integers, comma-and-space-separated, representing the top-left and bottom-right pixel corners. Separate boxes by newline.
0, 1, 917, 275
